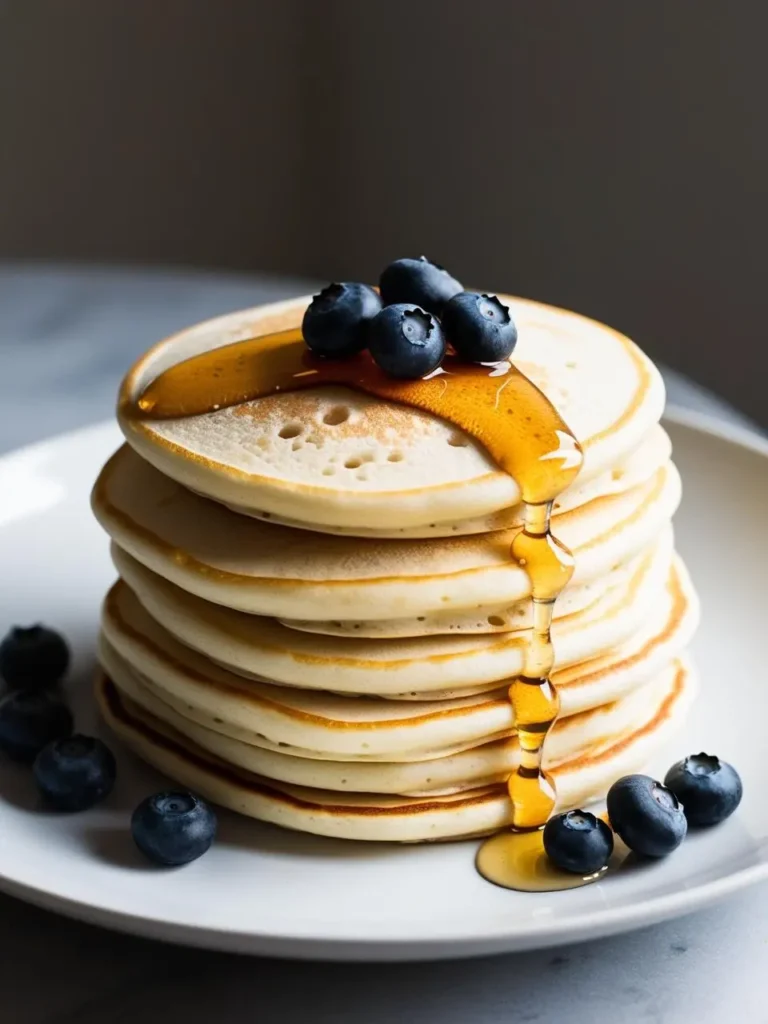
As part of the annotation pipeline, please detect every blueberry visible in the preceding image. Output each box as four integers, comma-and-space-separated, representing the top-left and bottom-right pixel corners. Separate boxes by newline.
0, 691, 73, 762
607, 774, 687, 858
131, 791, 217, 866
368, 304, 446, 380
0, 625, 70, 690
302, 282, 382, 358
34, 735, 116, 811
664, 753, 742, 827
442, 292, 518, 363
543, 809, 614, 875
379, 257, 463, 315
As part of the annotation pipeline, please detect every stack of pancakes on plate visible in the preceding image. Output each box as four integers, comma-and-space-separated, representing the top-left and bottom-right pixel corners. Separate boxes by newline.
92, 295, 699, 841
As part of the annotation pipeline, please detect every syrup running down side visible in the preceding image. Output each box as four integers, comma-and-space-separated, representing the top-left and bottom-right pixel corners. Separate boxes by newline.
131, 324, 589, 891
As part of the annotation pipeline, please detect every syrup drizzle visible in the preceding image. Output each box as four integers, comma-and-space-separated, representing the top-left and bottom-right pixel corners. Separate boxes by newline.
132, 326, 593, 891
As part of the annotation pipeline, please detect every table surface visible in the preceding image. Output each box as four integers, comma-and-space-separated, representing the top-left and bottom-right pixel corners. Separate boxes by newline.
0, 263, 764, 1024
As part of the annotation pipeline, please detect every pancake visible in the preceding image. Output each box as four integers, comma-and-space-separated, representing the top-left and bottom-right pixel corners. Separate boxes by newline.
93, 443, 680, 622
282, 555, 636, 639
98, 558, 697, 764
107, 530, 674, 698
96, 659, 695, 841
228, 424, 673, 541
278, 540, 654, 638
232, 425, 673, 539
117, 294, 665, 532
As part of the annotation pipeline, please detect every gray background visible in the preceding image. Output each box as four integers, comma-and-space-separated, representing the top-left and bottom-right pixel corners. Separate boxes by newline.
1, 1, 766, 424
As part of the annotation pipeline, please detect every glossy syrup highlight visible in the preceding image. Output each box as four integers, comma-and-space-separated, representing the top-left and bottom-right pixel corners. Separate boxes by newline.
131, 324, 589, 892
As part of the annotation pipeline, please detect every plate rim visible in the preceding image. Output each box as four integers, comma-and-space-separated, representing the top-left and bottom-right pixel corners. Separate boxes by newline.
0, 408, 765, 961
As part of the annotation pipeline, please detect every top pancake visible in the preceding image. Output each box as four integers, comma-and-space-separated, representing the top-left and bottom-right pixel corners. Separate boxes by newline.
118, 294, 665, 533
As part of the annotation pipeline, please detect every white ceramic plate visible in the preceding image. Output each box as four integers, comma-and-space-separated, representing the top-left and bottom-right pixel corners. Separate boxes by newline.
0, 410, 765, 961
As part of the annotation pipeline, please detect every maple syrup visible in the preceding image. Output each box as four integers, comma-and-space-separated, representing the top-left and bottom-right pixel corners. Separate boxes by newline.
131, 323, 595, 891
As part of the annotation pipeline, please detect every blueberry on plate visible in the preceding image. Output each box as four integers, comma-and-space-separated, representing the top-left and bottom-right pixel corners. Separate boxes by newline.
379, 257, 463, 315
34, 735, 116, 811
368, 304, 446, 380
302, 282, 382, 358
131, 791, 218, 867
0, 625, 70, 690
607, 774, 687, 858
0, 691, 73, 762
543, 809, 614, 875
442, 292, 518, 363
664, 753, 743, 827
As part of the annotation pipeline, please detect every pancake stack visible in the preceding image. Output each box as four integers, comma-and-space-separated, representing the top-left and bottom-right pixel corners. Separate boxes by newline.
92, 295, 699, 842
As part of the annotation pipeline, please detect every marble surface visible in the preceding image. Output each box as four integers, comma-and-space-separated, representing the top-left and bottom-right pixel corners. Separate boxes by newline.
0, 263, 764, 1024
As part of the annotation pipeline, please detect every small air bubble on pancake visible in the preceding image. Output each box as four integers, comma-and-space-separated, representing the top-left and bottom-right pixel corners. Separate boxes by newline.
278, 423, 302, 439
447, 433, 468, 447
345, 457, 362, 469
323, 406, 350, 426
322, 467, 335, 476
291, 440, 302, 451
417, 616, 426, 622
388, 451, 404, 463
488, 615, 506, 627
213, 717, 223, 724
